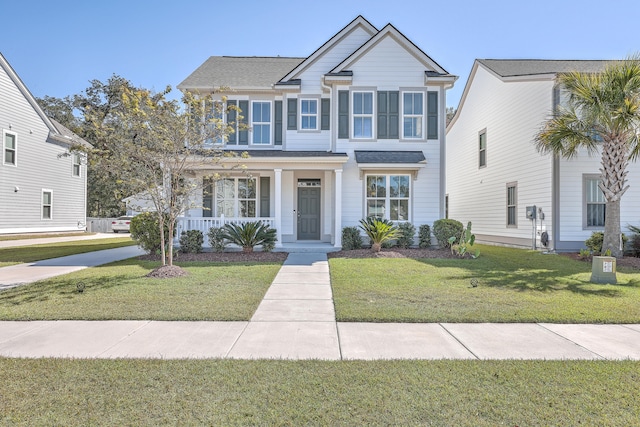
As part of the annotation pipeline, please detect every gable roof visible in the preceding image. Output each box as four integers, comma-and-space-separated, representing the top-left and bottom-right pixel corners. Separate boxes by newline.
278, 15, 378, 83
477, 59, 611, 78
0, 52, 90, 148
177, 56, 304, 91
329, 23, 453, 78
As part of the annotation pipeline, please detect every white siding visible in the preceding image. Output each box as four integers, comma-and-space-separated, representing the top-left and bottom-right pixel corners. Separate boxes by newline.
446, 65, 554, 246
0, 65, 86, 234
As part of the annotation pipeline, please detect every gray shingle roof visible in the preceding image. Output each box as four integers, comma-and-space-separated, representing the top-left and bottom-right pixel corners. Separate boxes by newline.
178, 56, 305, 90
354, 151, 426, 164
478, 59, 613, 77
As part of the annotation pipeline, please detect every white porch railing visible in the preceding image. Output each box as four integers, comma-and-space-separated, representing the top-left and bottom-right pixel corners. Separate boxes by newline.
175, 215, 276, 246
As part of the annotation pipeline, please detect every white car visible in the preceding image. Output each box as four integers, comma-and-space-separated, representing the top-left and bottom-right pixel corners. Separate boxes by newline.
112, 216, 133, 233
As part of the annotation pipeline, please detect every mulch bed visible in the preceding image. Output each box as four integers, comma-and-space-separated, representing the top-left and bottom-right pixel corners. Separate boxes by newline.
327, 248, 457, 259
146, 265, 189, 278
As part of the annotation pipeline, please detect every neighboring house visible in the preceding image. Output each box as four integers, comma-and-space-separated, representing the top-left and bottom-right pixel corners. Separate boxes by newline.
177, 16, 457, 248
0, 53, 90, 234
446, 59, 640, 251
123, 192, 157, 216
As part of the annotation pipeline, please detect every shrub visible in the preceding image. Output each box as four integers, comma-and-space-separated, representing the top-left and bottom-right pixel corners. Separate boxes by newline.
585, 231, 628, 255
359, 217, 400, 253
418, 224, 432, 248
396, 222, 416, 249
179, 230, 204, 254
223, 221, 277, 253
449, 221, 480, 258
130, 212, 173, 254
207, 227, 228, 253
342, 226, 363, 250
627, 225, 640, 257
432, 219, 463, 248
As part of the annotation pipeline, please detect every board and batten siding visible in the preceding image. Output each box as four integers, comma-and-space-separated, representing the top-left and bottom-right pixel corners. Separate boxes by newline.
0, 64, 86, 234
446, 65, 554, 247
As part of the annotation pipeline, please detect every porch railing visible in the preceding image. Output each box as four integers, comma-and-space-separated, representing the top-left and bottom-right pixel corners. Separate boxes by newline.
175, 215, 276, 246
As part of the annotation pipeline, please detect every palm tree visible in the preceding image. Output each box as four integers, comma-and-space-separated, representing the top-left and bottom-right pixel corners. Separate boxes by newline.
535, 57, 640, 257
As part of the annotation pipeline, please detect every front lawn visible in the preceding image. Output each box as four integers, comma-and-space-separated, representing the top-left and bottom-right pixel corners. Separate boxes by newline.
0, 259, 281, 320
330, 245, 640, 323
1, 358, 638, 426
0, 237, 137, 267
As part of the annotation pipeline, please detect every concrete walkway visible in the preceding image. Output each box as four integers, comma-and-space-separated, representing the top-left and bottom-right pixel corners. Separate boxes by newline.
1, 252, 640, 360
0, 232, 127, 249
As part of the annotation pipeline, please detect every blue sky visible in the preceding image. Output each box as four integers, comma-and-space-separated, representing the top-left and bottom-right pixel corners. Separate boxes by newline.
2, 0, 639, 109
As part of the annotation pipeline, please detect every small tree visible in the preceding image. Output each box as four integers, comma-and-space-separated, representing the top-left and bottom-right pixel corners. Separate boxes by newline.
359, 217, 400, 253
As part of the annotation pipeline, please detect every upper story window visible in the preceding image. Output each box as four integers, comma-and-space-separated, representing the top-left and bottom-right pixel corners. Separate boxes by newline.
507, 182, 517, 228
352, 92, 373, 139
366, 174, 410, 221
402, 92, 423, 139
300, 99, 318, 130
252, 101, 271, 145
479, 129, 487, 168
72, 153, 81, 177
584, 175, 605, 228
3, 131, 17, 166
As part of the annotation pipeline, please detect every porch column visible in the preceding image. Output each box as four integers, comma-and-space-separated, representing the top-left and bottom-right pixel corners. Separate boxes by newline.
334, 169, 343, 248
274, 168, 283, 248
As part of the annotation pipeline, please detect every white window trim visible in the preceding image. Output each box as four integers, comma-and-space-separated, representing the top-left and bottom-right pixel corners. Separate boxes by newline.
478, 129, 487, 169
506, 182, 517, 228
364, 174, 411, 222
42, 189, 53, 220
215, 177, 258, 218
401, 91, 425, 140
250, 100, 272, 145
583, 174, 605, 229
72, 152, 82, 177
351, 90, 375, 140
3, 129, 17, 167
299, 97, 320, 132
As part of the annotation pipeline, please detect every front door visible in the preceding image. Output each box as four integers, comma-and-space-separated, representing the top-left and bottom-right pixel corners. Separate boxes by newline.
297, 183, 321, 240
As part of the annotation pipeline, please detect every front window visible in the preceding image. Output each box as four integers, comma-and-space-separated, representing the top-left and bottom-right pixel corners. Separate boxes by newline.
585, 176, 605, 227
366, 174, 410, 221
42, 190, 53, 220
4, 131, 16, 166
216, 178, 256, 217
252, 101, 271, 144
507, 183, 517, 227
353, 92, 373, 138
403, 92, 423, 139
300, 99, 318, 130
72, 153, 81, 177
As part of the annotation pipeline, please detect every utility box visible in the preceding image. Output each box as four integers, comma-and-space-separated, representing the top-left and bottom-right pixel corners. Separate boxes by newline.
591, 256, 617, 284
526, 206, 536, 220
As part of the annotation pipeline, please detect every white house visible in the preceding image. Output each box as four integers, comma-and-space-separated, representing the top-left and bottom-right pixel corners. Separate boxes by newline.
446, 59, 640, 251
176, 16, 457, 248
1, 53, 90, 234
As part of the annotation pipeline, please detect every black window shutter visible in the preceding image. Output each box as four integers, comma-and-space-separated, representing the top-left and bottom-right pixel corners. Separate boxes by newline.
427, 91, 438, 139
274, 100, 283, 145
388, 91, 399, 139
238, 100, 249, 145
377, 91, 388, 138
338, 91, 349, 139
260, 177, 270, 217
287, 99, 297, 130
227, 100, 237, 144
321, 98, 330, 130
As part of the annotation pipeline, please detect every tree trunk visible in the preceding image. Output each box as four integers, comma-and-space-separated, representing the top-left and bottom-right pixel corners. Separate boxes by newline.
243, 246, 253, 253
603, 199, 622, 257
159, 217, 167, 266
371, 242, 381, 253
167, 222, 174, 266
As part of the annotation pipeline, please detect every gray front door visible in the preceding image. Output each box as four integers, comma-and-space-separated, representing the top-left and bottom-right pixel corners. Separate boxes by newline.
297, 186, 321, 240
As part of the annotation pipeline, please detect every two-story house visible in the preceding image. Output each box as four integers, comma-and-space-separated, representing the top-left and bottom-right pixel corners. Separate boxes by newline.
1, 53, 90, 234
446, 59, 640, 251
176, 16, 457, 249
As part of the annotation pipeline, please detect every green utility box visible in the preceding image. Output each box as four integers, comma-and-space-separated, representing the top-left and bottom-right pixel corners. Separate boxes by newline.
591, 256, 617, 284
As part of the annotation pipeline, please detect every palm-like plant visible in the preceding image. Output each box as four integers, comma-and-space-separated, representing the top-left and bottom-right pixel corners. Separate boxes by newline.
359, 217, 400, 252
223, 221, 277, 253
535, 57, 640, 257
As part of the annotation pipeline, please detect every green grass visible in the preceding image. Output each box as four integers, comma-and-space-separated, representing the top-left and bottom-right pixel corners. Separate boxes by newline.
1, 358, 638, 426
0, 237, 137, 267
0, 259, 281, 320
0, 232, 94, 241
330, 245, 640, 323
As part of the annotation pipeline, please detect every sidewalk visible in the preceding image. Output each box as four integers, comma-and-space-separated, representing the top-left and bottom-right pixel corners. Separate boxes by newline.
1, 252, 640, 360
0, 232, 127, 249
